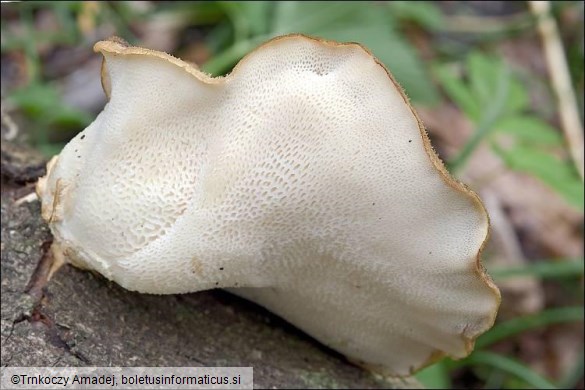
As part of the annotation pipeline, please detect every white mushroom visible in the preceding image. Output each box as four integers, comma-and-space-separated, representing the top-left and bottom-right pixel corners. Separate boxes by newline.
36, 34, 500, 377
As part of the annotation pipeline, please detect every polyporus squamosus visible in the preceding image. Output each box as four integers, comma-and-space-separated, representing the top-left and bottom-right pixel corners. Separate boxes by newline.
36, 34, 500, 377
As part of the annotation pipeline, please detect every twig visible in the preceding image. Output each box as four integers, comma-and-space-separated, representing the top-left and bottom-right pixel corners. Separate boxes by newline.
529, 1, 584, 181
1, 106, 19, 141
14, 191, 38, 206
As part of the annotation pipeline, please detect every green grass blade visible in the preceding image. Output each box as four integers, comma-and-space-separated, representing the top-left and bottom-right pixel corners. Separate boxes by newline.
461, 351, 558, 389
476, 307, 584, 349
488, 259, 584, 280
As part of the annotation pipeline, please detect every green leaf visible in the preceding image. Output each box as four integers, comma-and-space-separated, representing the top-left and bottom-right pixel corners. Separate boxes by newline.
466, 52, 529, 114
238, 1, 271, 36
218, 2, 272, 41
434, 53, 529, 129
388, 1, 444, 30
38, 142, 67, 158
448, 64, 511, 172
8, 84, 92, 128
203, 38, 261, 76
493, 115, 564, 146
205, 20, 237, 53
415, 362, 451, 389
492, 143, 584, 210
434, 51, 528, 124
467, 52, 501, 107
433, 64, 481, 121
506, 77, 529, 114
476, 306, 584, 349
51, 106, 93, 128
272, 1, 364, 35
216, 2, 250, 42
8, 84, 60, 119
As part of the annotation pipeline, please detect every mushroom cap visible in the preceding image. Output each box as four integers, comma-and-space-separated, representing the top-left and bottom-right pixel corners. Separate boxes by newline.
36, 34, 500, 377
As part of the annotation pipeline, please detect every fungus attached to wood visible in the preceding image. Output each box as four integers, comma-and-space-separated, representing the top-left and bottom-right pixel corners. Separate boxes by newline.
36, 34, 500, 377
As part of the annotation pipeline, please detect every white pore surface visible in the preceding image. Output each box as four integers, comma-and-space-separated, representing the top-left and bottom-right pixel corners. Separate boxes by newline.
40, 36, 498, 376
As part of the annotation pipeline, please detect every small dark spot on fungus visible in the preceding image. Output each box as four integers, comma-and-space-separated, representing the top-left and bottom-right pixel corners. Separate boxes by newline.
219, 267, 224, 271
408, 139, 412, 143
215, 282, 219, 286
372, 202, 375, 206
80, 134, 85, 140
429, 251, 432, 255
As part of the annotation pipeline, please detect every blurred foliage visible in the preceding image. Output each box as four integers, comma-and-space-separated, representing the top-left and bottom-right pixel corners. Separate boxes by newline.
195, 1, 443, 105
2, 1, 445, 152
1, 1, 583, 389
435, 52, 584, 210
8, 83, 93, 156
2, 2, 93, 155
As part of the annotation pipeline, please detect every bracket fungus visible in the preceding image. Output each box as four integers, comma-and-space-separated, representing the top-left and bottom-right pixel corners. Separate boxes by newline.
36, 34, 500, 377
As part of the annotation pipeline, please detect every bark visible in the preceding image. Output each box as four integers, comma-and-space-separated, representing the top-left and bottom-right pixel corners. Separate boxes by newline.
0, 141, 418, 389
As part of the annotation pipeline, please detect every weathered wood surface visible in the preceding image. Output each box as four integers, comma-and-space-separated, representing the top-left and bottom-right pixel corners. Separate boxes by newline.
0, 141, 418, 389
